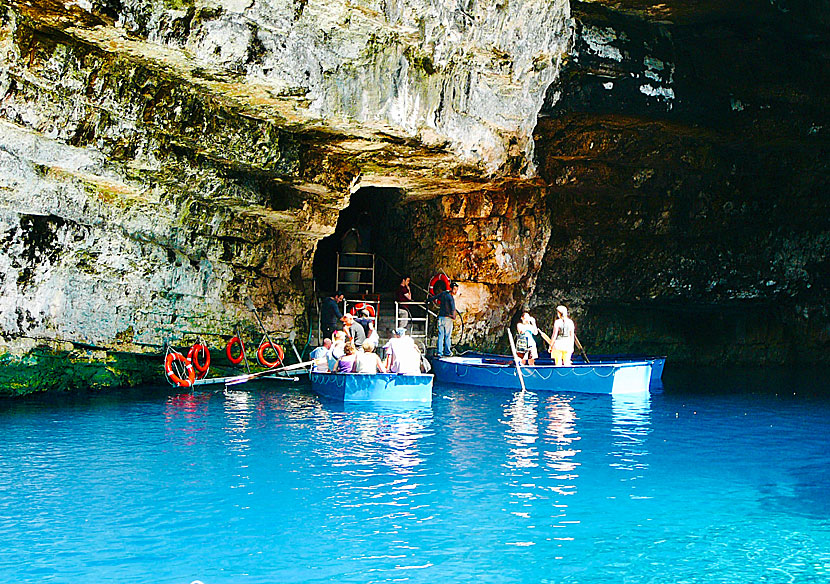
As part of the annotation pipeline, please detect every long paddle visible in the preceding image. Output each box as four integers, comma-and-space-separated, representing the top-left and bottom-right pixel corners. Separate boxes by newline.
541, 329, 589, 364
224, 360, 315, 386
507, 329, 527, 392
574, 334, 589, 363
245, 297, 282, 364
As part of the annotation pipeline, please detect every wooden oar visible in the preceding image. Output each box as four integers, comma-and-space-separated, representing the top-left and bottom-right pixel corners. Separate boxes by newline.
574, 335, 590, 363
507, 329, 527, 392
224, 360, 316, 386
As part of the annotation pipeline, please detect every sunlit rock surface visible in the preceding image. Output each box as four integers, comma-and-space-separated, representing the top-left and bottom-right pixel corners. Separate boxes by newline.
0, 0, 571, 390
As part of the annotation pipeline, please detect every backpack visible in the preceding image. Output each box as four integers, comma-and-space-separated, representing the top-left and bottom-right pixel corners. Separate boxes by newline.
515, 333, 529, 353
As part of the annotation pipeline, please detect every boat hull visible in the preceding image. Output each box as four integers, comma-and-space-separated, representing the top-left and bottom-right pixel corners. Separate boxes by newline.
573, 354, 666, 388
310, 372, 433, 403
432, 355, 652, 394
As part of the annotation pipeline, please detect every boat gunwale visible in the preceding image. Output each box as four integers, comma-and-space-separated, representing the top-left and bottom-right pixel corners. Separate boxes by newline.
440, 353, 654, 372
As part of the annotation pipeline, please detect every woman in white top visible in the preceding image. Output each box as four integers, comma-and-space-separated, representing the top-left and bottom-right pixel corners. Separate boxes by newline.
353, 340, 387, 373
516, 311, 539, 366
549, 305, 575, 366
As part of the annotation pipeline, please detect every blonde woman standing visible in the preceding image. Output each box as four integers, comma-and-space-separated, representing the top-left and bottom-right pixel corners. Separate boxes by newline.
549, 305, 575, 366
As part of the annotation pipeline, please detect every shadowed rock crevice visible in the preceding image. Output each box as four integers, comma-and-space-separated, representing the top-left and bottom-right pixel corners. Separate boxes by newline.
529, 0, 828, 364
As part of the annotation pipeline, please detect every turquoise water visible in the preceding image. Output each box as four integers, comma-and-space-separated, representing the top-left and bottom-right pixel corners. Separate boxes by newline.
1, 369, 828, 583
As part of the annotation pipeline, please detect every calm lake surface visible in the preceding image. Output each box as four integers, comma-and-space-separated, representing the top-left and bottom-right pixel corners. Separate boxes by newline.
1, 367, 828, 583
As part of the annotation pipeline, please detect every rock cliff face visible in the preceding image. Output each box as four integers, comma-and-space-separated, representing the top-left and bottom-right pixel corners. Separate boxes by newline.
0, 0, 571, 391
0, 0, 826, 392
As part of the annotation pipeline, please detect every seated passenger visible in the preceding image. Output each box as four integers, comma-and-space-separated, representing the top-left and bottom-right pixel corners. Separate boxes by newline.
354, 308, 375, 333
383, 328, 421, 375
327, 330, 346, 372
310, 338, 332, 372
337, 342, 358, 373
365, 320, 379, 350
353, 340, 387, 373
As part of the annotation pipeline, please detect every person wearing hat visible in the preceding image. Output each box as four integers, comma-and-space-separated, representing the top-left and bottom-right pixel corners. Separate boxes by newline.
549, 305, 575, 366
383, 327, 421, 374
427, 280, 459, 357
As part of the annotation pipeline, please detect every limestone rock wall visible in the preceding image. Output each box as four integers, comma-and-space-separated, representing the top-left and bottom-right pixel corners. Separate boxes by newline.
365, 180, 550, 348
0, 0, 573, 390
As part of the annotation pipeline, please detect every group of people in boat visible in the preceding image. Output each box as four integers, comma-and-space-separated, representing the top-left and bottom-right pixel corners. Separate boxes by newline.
312, 313, 423, 375
516, 305, 576, 367
319, 280, 576, 373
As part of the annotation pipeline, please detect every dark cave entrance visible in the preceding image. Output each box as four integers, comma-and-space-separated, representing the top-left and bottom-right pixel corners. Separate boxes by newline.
312, 186, 408, 298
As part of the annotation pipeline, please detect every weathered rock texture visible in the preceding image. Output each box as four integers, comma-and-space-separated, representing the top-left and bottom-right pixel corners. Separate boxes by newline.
0, 0, 571, 392
0, 0, 827, 393
530, 0, 828, 364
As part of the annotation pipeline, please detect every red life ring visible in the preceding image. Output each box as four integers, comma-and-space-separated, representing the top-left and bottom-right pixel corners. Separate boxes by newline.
225, 336, 245, 365
257, 341, 285, 368
165, 352, 196, 388
187, 343, 211, 379
429, 273, 451, 301
349, 302, 376, 318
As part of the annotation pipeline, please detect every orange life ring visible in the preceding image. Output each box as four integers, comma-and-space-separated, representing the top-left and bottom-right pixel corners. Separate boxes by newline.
187, 343, 211, 379
165, 352, 196, 388
225, 336, 245, 365
429, 273, 451, 301
349, 302, 376, 318
257, 341, 285, 368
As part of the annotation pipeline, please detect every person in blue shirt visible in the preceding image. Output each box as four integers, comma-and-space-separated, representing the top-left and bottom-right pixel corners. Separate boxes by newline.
427, 281, 459, 357
310, 338, 332, 372
321, 291, 344, 338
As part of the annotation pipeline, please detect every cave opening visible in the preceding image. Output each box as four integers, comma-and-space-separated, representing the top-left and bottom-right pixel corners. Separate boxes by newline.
312, 186, 409, 298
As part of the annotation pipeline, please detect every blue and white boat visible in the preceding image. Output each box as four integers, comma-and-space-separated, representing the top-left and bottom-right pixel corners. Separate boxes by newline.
432, 353, 652, 394
310, 372, 434, 403
573, 354, 666, 388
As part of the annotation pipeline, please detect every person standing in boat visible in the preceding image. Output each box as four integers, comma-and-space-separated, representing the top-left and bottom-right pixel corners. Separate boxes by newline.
549, 305, 575, 366
321, 291, 345, 339
353, 340, 387, 373
427, 281, 459, 357
341, 313, 366, 346
516, 311, 539, 366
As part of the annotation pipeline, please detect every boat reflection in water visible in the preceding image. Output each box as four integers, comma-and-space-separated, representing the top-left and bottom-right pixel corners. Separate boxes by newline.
610, 391, 652, 473
311, 399, 434, 478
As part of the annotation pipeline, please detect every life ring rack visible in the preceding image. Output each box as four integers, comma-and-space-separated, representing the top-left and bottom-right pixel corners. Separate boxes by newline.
257, 341, 284, 369
164, 351, 196, 388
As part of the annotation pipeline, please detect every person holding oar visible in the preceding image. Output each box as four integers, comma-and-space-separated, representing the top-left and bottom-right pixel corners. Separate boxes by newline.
549, 305, 576, 366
